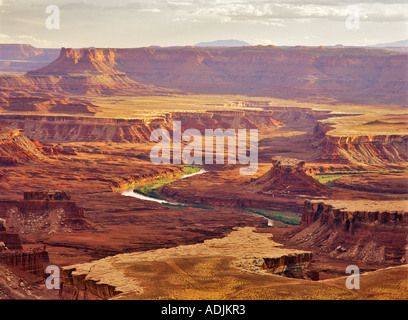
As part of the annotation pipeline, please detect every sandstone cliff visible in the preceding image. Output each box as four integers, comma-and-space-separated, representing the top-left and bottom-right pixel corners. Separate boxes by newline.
3, 46, 406, 104
0, 110, 280, 143
289, 200, 408, 264
311, 121, 408, 167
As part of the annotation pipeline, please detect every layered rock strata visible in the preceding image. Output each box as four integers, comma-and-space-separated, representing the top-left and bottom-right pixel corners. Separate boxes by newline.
245, 157, 331, 197
290, 200, 408, 264
0, 191, 91, 234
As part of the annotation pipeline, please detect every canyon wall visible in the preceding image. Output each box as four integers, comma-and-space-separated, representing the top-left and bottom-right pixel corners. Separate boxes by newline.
0, 96, 100, 114
290, 200, 408, 264
311, 121, 408, 167
262, 252, 313, 277
0, 249, 48, 276
59, 267, 120, 300
0, 110, 280, 143
24, 46, 408, 105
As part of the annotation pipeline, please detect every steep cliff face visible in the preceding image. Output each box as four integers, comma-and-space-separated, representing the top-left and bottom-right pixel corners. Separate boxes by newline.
0, 249, 48, 276
262, 252, 313, 277
0, 216, 49, 277
0, 110, 280, 143
3, 46, 406, 104
289, 200, 408, 264
0, 232, 23, 251
109, 46, 407, 105
30, 48, 118, 76
312, 122, 408, 166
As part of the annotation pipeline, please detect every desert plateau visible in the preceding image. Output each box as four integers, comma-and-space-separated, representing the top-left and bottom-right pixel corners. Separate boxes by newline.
0, 1, 407, 307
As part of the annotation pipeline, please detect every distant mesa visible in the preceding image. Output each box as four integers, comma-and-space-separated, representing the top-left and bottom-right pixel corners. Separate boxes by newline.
194, 39, 250, 47
0, 44, 407, 104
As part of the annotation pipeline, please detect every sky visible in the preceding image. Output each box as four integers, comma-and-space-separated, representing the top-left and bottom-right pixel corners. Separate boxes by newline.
0, 0, 407, 48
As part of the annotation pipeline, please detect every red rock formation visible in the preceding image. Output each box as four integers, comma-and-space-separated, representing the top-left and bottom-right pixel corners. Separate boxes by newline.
245, 158, 331, 197
0, 249, 48, 276
311, 121, 408, 166
262, 252, 312, 274
289, 200, 408, 264
0, 44, 58, 62
0, 216, 48, 276
0, 110, 280, 143
23, 190, 71, 201
0, 191, 92, 234
59, 267, 120, 300
2, 46, 406, 103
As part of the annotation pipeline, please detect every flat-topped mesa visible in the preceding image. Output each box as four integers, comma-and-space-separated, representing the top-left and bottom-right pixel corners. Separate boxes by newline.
0, 110, 280, 143
312, 121, 408, 166
60, 47, 116, 64
11, 45, 407, 104
28, 47, 118, 76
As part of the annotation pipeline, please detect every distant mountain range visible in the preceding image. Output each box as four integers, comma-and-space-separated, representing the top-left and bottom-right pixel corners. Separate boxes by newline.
194, 39, 250, 47
371, 39, 408, 48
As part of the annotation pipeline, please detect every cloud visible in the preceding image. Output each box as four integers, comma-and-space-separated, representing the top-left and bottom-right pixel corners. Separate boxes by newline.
0, 33, 54, 47
170, 1, 408, 24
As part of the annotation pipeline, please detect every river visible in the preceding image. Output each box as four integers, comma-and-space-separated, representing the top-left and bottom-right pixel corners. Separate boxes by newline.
121, 169, 206, 205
